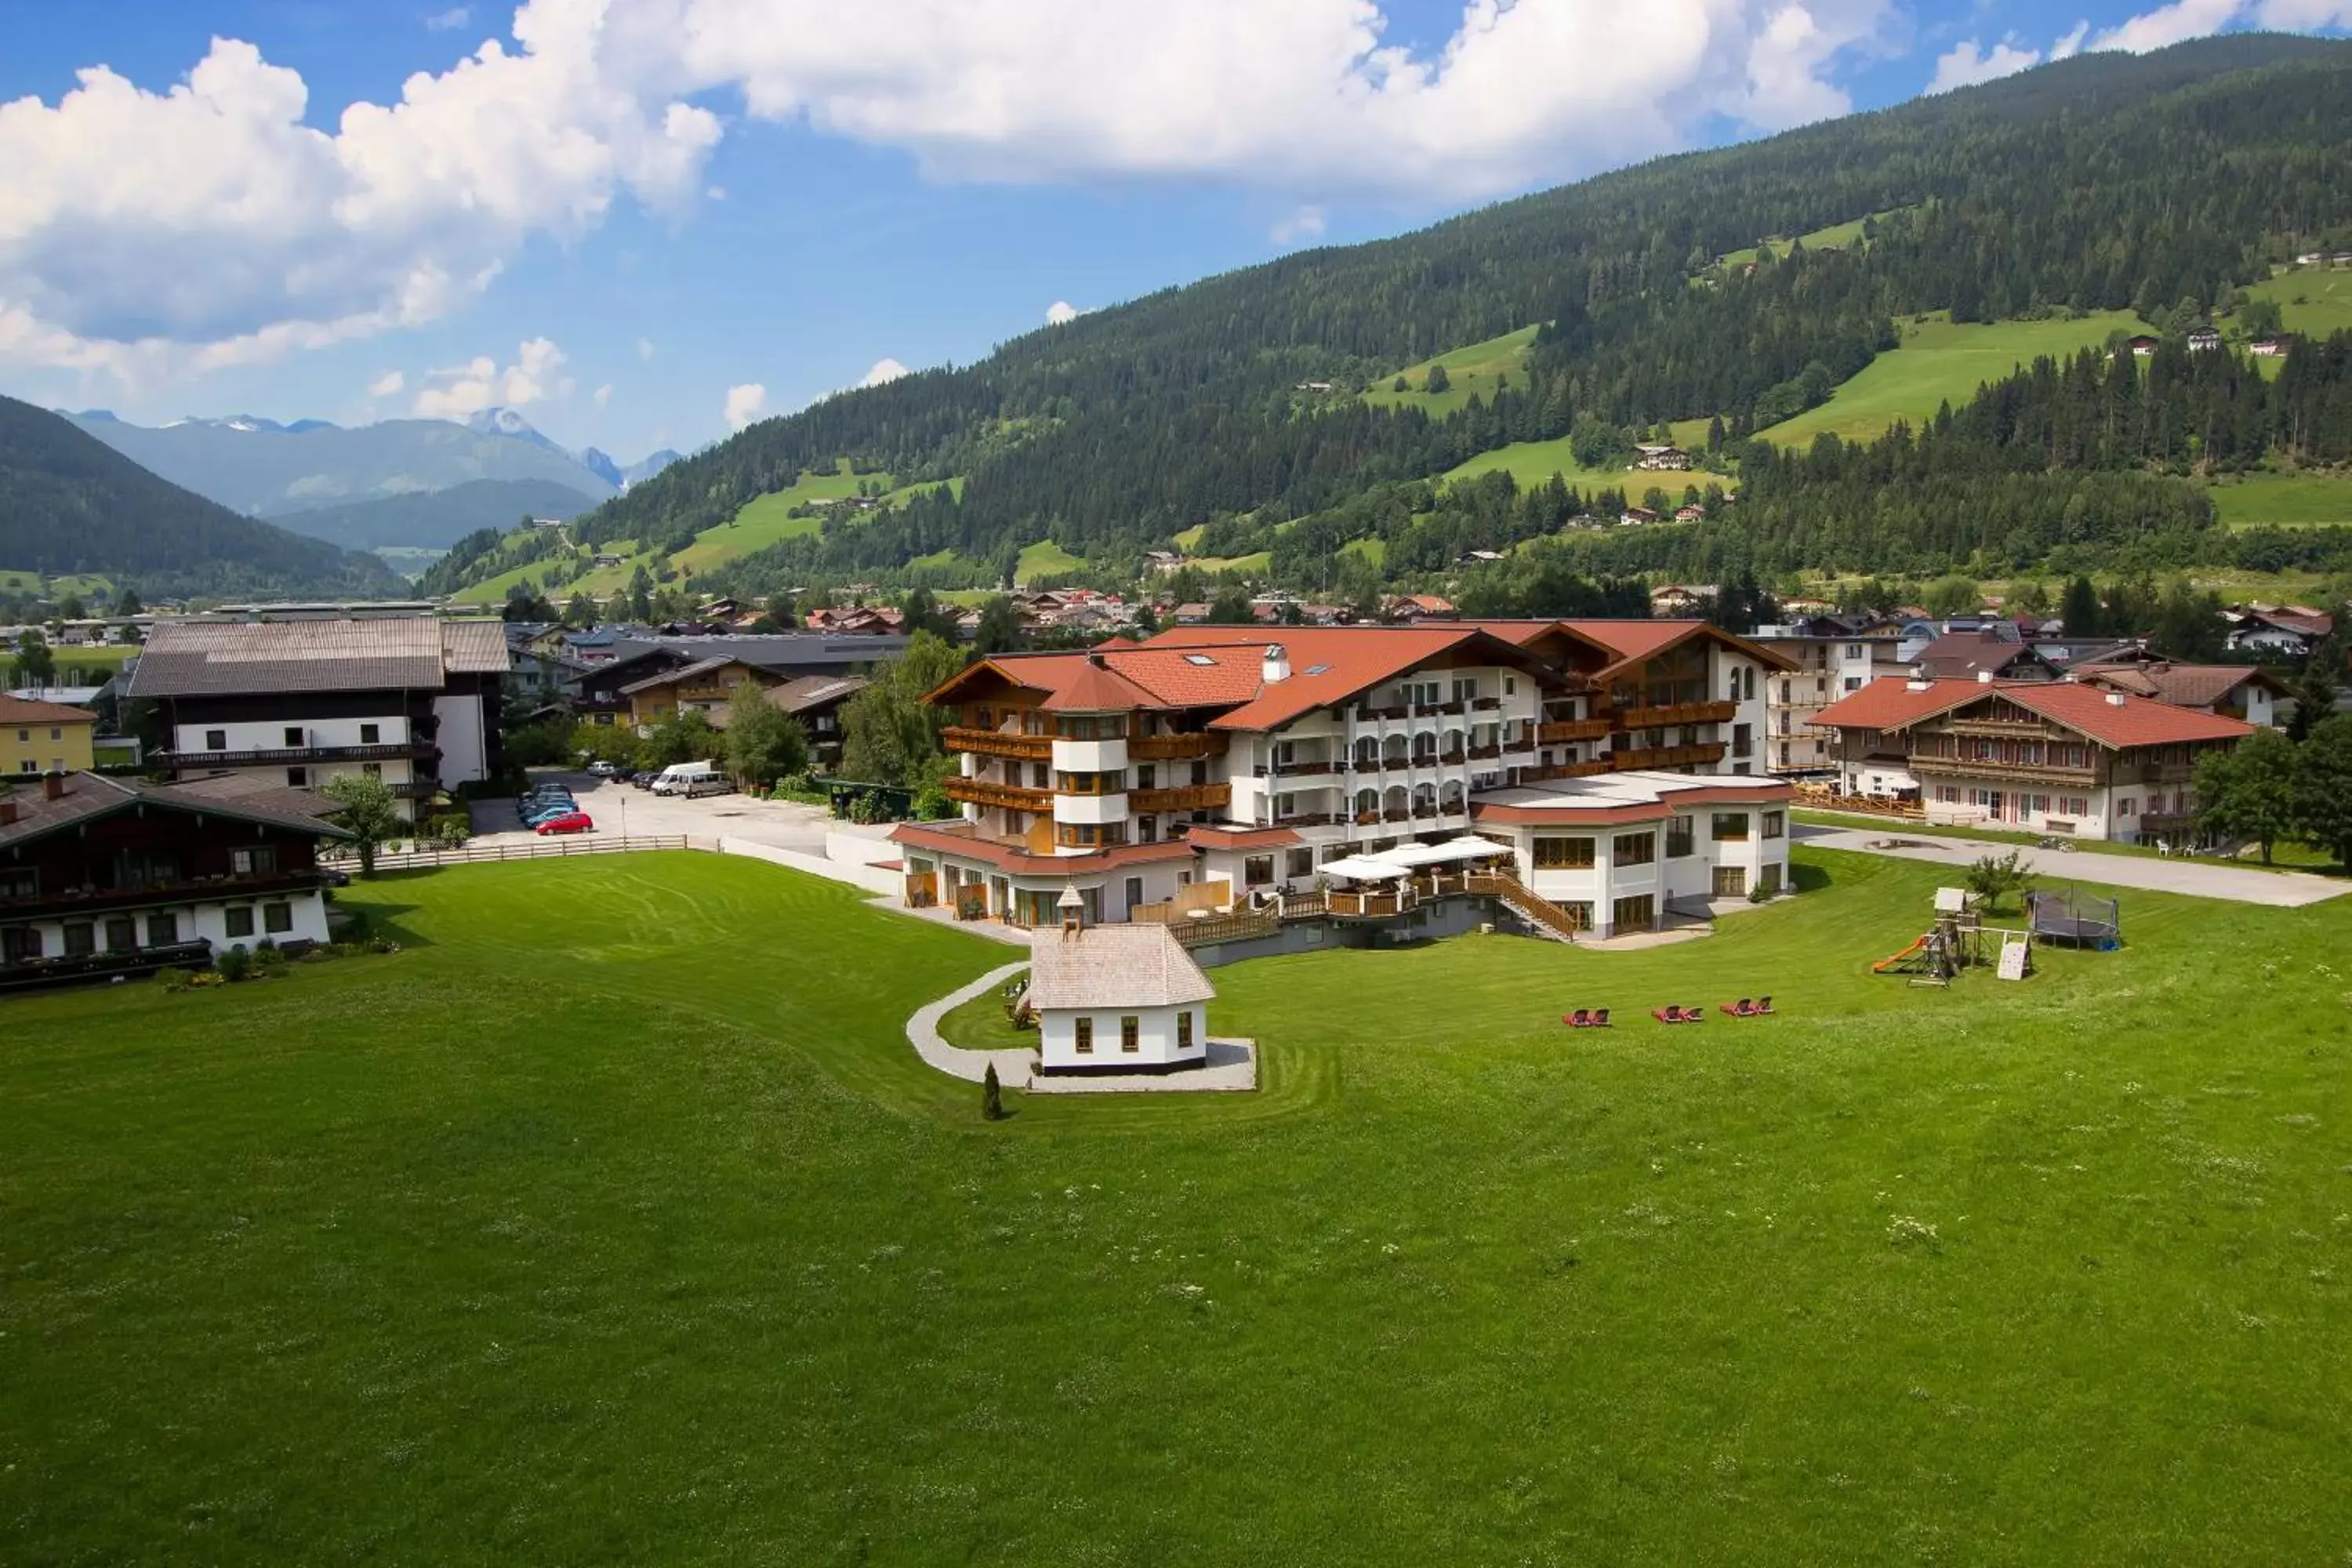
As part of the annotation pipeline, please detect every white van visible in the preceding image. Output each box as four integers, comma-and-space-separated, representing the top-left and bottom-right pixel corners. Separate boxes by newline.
651, 760, 732, 798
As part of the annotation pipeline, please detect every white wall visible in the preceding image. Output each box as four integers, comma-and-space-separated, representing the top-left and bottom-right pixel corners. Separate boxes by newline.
1038, 1002, 1208, 1070
176, 714, 409, 753
433, 694, 488, 785
9, 889, 331, 960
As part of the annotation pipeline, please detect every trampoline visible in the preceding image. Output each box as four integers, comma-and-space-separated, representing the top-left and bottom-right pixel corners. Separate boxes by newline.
2027, 889, 2121, 951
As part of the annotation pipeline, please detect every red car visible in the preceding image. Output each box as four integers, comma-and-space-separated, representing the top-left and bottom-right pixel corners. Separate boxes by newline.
534, 811, 594, 836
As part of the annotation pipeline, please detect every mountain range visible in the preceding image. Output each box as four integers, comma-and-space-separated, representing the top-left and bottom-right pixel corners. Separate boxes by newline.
0, 397, 408, 598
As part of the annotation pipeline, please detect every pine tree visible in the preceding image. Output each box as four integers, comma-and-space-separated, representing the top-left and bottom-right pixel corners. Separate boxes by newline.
982, 1062, 1005, 1121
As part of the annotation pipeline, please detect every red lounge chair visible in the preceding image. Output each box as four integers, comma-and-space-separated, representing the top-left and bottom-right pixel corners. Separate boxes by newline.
1591, 1007, 1610, 1028
1755, 996, 1774, 1014
1564, 1009, 1591, 1028
1651, 1007, 1675, 1025
1720, 998, 1753, 1017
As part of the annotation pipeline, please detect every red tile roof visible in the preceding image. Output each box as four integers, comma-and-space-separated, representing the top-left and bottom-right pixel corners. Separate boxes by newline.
887, 822, 1198, 875
1811, 677, 2255, 749
0, 695, 97, 724
1040, 659, 1163, 713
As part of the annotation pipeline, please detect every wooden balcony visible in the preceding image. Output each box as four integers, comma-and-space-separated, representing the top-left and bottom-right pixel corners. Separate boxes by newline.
1269, 760, 1339, 777
167, 740, 430, 768
1914, 757, 2098, 786
1609, 742, 1726, 771
1537, 717, 1613, 744
0, 869, 330, 920
943, 776, 1051, 812
942, 727, 1053, 761
1519, 760, 1614, 782
1329, 887, 1414, 918
1130, 731, 1228, 760
1132, 782, 1230, 812
1613, 699, 1739, 729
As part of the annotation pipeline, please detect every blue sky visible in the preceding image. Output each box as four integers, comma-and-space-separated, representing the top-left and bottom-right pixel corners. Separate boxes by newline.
0, 0, 2340, 463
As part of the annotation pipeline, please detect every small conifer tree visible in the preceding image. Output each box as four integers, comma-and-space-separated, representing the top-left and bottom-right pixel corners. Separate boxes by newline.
982, 1062, 1005, 1121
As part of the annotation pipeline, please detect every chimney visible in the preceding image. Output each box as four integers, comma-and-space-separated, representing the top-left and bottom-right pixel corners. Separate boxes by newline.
1905, 678, 1933, 692
1261, 643, 1290, 684
1058, 884, 1084, 935
42, 772, 65, 800
1976, 670, 1995, 684
2106, 691, 2129, 708
0, 800, 17, 826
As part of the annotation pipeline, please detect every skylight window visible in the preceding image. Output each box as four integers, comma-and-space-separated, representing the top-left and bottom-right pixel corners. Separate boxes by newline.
1304, 663, 1330, 676
1183, 654, 1217, 666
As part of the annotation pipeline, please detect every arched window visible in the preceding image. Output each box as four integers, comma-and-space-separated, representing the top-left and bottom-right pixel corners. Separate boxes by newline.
1356, 788, 1379, 816
1355, 736, 1379, 768
1440, 781, 1466, 812
1443, 729, 1465, 760
1383, 785, 1409, 817
1412, 782, 1437, 815
1412, 731, 1437, 764
1382, 734, 1408, 765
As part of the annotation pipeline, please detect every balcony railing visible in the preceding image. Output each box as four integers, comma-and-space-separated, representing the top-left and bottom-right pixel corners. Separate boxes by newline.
1609, 742, 1727, 771
1129, 731, 1228, 760
1913, 757, 2098, 786
0, 939, 219, 991
1519, 760, 1615, 782
0, 869, 328, 920
943, 777, 1051, 812
1471, 696, 1502, 711
1613, 699, 1739, 729
1352, 705, 1409, 722
1537, 718, 1613, 744
1270, 760, 1338, 777
1272, 811, 1339, 827
1132, 783, 1231, 812
941, 727, 1053, 761
167, 741, 429, 768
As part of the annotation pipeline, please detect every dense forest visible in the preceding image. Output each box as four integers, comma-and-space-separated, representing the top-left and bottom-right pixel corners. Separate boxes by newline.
0, 397, 407, 598
444, 34, 2352, 605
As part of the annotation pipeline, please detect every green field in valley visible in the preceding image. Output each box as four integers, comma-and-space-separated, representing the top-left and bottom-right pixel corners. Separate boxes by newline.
1755, 310, 2147, 447
1443, 434, 1737, 497
2208, 469, 2352, 528
1362, 324, 1541, 419
1014, 539, 1083, 583
1714, 209, 1900, 271
2244, 267, 2352, 339
5, 848, 2351, 1563
0, 571, 116, 601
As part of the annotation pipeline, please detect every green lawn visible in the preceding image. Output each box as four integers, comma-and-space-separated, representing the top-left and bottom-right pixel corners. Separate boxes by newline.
1715, 210, 1899, 270
2209, 469, 2352, 528
5, 848, 2352, 1563
0, 570, 115, 600
1190, 550, 1272, 575
1014, 539, 1083, 583
1362, 324, 1542, 419
2244, 267, 2352, 339
671, 461, 890, 573
1443, 434, 1737, 496
1755, 310, 2147, 447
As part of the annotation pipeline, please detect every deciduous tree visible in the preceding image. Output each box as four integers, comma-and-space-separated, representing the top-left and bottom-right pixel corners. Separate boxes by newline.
2194, 726, 2297, 862
321, 773, 403, 878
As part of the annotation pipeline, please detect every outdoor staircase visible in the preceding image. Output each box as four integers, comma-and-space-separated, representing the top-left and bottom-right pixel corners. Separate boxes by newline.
1466, 870, 1581, 944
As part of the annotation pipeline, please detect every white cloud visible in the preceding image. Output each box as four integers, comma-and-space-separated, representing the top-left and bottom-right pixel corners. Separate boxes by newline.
593, 381, 612, 408
1045, 299, 1080, 325
413, 335, 572, 417
723, 382, 766, 428
862, 357, 909, 387
2087, 0, 2245, 53
424, 6, 472, 31
2253, 0, 2352, 21
367, 368, 406, 397
1272, 205, 1328, 246
2049, 20, 2092, 59
637, 336, 656, 361
1926, 37, 2043, 93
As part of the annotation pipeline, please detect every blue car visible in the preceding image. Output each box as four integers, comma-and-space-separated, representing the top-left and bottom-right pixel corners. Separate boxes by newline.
522, 801, 577, 826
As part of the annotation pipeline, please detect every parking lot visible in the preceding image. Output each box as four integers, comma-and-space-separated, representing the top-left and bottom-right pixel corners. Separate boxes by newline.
470, 771, 841, 854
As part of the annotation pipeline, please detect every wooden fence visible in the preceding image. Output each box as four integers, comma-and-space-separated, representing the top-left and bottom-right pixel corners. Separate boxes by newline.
1791, 786, 1926, 820
325, 834, 699, 873
1167, 907, 1280, 948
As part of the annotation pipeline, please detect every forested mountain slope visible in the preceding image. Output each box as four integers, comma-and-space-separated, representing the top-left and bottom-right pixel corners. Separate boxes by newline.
0, 398, 408, 598
493, 35, 2352, 599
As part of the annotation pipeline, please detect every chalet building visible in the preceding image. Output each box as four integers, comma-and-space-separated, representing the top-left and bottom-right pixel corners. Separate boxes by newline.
2067, 661, 2289, 727
1382, 593, 1457, 622
2127, 335, 2160, 357
892, 619, 1790, 932
710, 674, 866, 764
1809, 676, 2253, 842
2249, 338, 2292, 358
1647, 584, 1714, 616
0, 771, 348, 987
568, 633, 906, 725
1909, 630, 2064, 683
1620, 506, 1660, 526
2223, 604, 2334, 659
1025, 892, 1217, 1074
1747, 615, 1908, 776
1633, 444, 1693, 471
0, 695, 100, 777
621, 655, 764, 730
2187, 328, 2223, 352
128, 619, 511, 824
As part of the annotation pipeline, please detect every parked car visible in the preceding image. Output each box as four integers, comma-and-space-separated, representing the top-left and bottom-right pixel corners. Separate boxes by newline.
631, 771, 658, 789
586, 760, 620, 777
523, 802, 579, 827
533, 811, 594, 836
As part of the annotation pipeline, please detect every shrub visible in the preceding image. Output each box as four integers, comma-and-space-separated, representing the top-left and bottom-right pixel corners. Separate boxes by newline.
216, 945, 252, 983
982, 1062, 1006, 1122
154, 967, 193, 993
1748, 883, 1772, 904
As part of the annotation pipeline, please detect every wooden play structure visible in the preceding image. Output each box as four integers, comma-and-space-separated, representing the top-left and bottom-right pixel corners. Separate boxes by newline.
1872, 887, 2034, 988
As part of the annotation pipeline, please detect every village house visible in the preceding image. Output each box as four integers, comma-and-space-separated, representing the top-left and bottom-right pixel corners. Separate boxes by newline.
2223, 603, 2334, 659
2067, 660, 2290, 727
2127, 335, 2160, 358
0, 771, 349, 986
1746, 613, 1908, 776
2187, 327, 2223, 353
1383, 594, 1457, 622
891, 619, 1791, 938
1908, 629, 2065, 683
710, 673, 866, 764
1647, 584, 1714, 617
1809, 675, 2253, 842
1024, 891, 1217, 1074
1620, 506, 1661, 527
1633, 444, 1693, 471
2249, 337, 2292, 358
128, 619, 510, 824
0, 695, 100, 777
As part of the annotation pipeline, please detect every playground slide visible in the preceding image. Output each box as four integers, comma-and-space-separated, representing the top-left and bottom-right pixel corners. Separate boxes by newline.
1871, 934, 1931, 974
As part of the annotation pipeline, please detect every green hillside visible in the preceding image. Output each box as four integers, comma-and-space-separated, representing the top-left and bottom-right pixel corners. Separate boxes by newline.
2209, 469, 2352, 528
2244, 266, 2352, 338
1754, 310, 2147, 446
1362, 325, 1541, 419
1444, 437, 1737, 496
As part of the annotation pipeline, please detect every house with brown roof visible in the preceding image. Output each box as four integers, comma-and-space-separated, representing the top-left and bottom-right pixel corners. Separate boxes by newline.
1809, 676, 2253, 841
710, 674, 867, 763
0, 695, 100, 777
2067, 661, 2290, 727
891, 619, 1794, 935
1909, 630, 2063, 683
126, 619, 510, 822
1024, 892, 1217, 1074
2224, 603, 2334, 659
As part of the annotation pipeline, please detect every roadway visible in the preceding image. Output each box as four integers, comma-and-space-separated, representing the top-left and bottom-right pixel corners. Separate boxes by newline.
1794, 822, 2349, 908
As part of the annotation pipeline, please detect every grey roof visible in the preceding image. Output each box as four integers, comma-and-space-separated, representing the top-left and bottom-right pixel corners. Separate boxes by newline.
608, 633, 909, 674
1025, 923, 1216, 1011
618, 655, 742, 696
128, 619, 510, 698
766, 673, 866, 713
0, 771, 351, 851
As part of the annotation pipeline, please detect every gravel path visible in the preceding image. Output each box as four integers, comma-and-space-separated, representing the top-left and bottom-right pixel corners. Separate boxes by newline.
1795, 824, 2350, 908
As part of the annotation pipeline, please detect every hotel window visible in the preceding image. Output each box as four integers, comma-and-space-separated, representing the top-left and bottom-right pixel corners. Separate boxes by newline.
1286, 848, 1315, 880
62, 921, 96, 956
0, 869, 36, 899
283, 726, 304, 747
1561, 902, 1593, 929
205, 729, 227, 750
1665, 817, 1695, 858
1613, 832, 1656, 866
1612, 895, 1656, 931
1055, 771, 1123, 796
103, 916, 136, 953
223, 906, 256, 938
1762, 811, 1784, 839
263, 903, 294, 935
2, 927, 42, 963
1120, 1015, 1141, 1053
48, 728, 60, 741
1744, 666, 1757, 700
1504, 676, 1516, 695
1054, 822, 1128, 848
1073, 1018, 1094, 1054
1759, 864, 1784, 895
360, 723, 380, 744
1711, 812, 1750, 842
147, 913, 179, 948
1177, 1011, 1194, 1051
1244, 855, 1275, 886
1532, 837, 1595, 869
